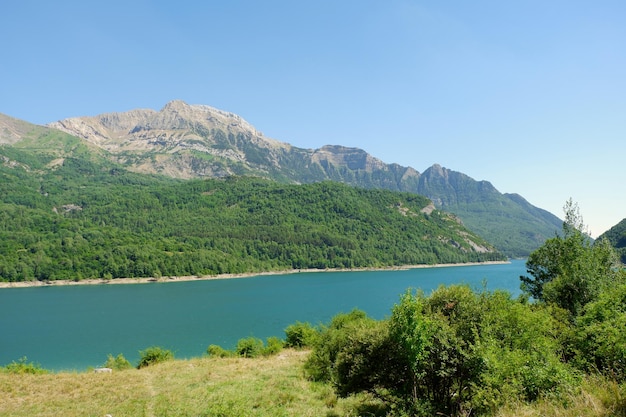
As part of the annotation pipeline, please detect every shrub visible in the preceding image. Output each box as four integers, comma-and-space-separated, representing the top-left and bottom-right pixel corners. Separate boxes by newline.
304, 309, 374, 382
332, 319, 395, 398
471, 294, 580, 413
137, 346, 174, 369
236, 337, 264, 358
103, 353, 133, 370
573, 283, 626, 380
207, 344, 233, 358
262, 336, 284, 356
308, 288, 581, 417
3, 357, 48, 374
103, 353, 127, 370
284, 321, 319, 349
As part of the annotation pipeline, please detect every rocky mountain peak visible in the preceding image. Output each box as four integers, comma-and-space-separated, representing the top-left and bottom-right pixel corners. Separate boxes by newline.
311, 145, 387, 172
155, 100, 262, 136
425, 163, 447, 179
32, 101, 563, 256
48, 101, 288, 157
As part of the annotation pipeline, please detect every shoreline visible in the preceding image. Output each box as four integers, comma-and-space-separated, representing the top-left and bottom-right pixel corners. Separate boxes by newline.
0, 260, 510, 289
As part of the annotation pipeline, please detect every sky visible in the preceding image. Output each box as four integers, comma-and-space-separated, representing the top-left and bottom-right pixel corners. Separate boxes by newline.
1, 1, 624, 237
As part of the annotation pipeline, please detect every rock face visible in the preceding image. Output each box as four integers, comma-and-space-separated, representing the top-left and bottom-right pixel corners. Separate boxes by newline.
49, 101, 290, 170
49, 100, 419, 188
44, 100, 560, 256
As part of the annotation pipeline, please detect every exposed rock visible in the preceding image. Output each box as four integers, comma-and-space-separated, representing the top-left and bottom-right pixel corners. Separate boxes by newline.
30, 100, 561, 256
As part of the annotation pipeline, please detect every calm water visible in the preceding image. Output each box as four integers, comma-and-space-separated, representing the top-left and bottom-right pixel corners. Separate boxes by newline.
0, 260, 526, 371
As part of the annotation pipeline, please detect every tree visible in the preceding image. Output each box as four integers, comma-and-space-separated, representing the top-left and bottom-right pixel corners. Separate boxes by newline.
520, 199, 622, 317
137, 346, 174, 369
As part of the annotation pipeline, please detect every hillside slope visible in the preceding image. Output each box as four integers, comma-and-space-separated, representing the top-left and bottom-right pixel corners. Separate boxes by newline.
0, 140, 503, 282
598, 218, 626, 263
417, 164, 562, 256
6, 102, 562, 256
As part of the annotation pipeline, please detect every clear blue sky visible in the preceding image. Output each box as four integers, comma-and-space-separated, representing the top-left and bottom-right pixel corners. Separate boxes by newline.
2, 1, 625, 237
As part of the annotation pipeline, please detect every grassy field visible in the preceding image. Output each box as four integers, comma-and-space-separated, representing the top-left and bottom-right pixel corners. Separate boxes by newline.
0, 350, 382, 417
1, 350, 624, 417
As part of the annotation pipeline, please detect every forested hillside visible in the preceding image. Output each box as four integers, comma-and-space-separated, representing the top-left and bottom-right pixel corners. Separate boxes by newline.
0, 145, 503, 282
41, 101, 561, 257
598, 218, 626, 263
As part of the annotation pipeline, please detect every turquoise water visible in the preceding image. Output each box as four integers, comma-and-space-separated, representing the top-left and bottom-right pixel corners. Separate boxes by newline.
0, 260, 526, 371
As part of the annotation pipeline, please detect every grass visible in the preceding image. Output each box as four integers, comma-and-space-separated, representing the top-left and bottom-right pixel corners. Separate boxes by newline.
0, 350, 381, 417
1, 350, 624, 417
496, 375, 626, 417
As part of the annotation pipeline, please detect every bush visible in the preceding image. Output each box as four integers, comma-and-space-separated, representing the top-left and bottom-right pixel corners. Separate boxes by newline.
207, 344, 233, 358
284, 321, 319, 349
308, 288, 581, 417
236, 337, 264, 358
389, 286, 485, 416
304, 309, 374, 382
332, 320, 396, 399
137, 346, 174, 369
3, 357, 48, 374
103, 353, 133, 371
573, 283, 626, 380
262, 336, 284, 356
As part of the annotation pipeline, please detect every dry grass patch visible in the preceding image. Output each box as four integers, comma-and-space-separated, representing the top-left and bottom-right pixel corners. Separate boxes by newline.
0, 350, 379, 417
496, 375, 626, 417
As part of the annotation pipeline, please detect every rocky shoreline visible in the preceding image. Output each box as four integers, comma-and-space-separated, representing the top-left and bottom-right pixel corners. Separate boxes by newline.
0, 261, 509, 289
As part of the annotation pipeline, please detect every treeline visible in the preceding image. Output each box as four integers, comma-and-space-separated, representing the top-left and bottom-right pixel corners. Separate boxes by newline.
0, 152, 504, 282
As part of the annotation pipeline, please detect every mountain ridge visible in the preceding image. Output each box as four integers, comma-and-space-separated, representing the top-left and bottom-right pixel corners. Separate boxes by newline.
3, 101, 562, 256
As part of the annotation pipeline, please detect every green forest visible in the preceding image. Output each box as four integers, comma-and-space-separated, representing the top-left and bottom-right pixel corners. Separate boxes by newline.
0, 148, 504, 282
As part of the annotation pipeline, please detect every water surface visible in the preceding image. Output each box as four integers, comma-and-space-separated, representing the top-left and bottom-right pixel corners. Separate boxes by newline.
0, 260, 526, 371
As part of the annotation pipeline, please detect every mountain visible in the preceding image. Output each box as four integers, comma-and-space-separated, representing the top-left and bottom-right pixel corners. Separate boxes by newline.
597, 218, 626, 263
0, 142, 504, 281
6, 101, 561, 256
47, 100, 420, 188
417, 165, 562, 257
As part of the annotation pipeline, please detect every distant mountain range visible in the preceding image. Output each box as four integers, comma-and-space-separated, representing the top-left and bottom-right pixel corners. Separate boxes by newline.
2, 101, 563, 257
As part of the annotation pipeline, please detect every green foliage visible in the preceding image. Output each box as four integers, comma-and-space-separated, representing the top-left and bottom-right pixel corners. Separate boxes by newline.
331, 320, 395, 399
597, 217, 626, 264
236, 337, 265, 358
0, 156, 506, 283
284, 321, 319, 349
391, 286, 487, 415
573, 283, 626, 381
103, 353, 133, 371
206, 344, 233, 358
2, 357, 48, 374
308, 287, 579, 417
208, 337, 284, 359
517, 200, 626, 392
304, 309, 374, 383
472, 291, 579, 412
521, 199, 623, 317
137, 346, 174, 369
262, 336, 284, 356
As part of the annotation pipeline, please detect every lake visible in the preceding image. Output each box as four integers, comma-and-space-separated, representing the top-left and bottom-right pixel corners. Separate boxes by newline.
0, 260, 527, 371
